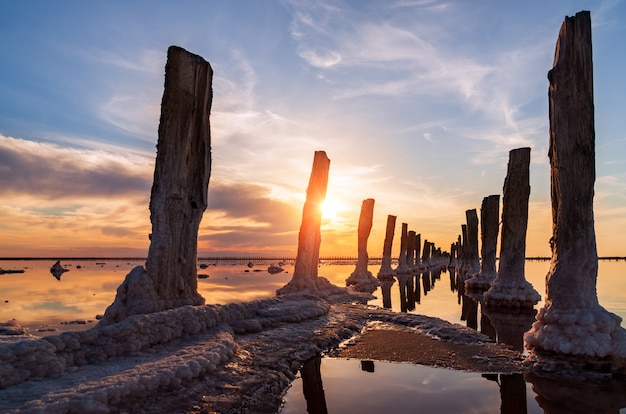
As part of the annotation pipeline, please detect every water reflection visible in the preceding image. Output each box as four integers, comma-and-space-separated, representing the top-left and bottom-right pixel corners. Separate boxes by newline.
525, 372, 626, 414
300, 355, 328, 414
282, 357, 543, 413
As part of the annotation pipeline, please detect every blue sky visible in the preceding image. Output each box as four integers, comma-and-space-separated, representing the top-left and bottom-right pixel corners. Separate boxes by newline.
1, 0, 625, 257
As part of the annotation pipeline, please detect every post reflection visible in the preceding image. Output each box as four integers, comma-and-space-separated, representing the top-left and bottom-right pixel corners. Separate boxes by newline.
461, 292, 535, 414
422, 271, 431, 295
378, 277, 395, 309
525, 372, 626, 414
414, 273, 421, 304
500, 373, 528, 414
300, 355, 328, 414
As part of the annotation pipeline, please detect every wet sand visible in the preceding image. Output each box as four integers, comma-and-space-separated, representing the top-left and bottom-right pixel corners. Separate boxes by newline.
333, 327, 524, 373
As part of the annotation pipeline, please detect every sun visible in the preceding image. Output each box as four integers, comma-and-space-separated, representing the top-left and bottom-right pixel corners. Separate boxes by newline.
321, 198, 342, 220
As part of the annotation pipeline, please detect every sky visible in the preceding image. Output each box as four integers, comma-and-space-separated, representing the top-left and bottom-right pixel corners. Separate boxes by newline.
1, 0, 626, 259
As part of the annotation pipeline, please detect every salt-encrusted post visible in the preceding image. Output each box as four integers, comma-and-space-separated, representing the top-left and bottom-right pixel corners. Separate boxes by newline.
421, 240, 430, 268
406, 230, 416, 269
414, 233, 421, 269
99, 46, 211, 325
146, 46, 212, 308
377, 214, 397, 279
466, 195, 500, 291
465, 209, 480, 280
484, 148, 540, 308
455, 226, 467, 277
346, 198, 379, 291
278, 151, 342, 296
525, 11, 626, 368
395, 223, 409, 274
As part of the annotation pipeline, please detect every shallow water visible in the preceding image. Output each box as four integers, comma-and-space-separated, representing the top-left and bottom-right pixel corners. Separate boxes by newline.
0, 258, 625, 333
1, 258, 625, 413
280, 357, 543, 414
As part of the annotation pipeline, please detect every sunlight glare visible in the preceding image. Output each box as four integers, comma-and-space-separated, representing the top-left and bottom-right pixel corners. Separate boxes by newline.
321, 198, 342, 220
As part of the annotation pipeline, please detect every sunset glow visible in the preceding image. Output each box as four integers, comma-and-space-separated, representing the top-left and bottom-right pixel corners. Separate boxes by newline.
1, 2, 626, 258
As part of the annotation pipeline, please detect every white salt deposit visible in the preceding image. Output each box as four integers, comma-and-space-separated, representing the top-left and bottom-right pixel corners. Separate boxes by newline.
0, 293, 515, 413
483, 278, 541, 308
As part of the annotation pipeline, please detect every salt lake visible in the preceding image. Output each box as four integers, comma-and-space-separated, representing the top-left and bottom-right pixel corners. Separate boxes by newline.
1, 258, 625, 413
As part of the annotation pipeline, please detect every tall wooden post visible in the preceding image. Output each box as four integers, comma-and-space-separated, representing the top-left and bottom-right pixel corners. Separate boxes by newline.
525, 11, 626, 367
99, 46, 211, 325
377, 214, 397, 279
277, 151, 342, 295
396, 223, 409, 274
346, 198, 379, 291
484, 148, 540, 308
465, 209, 480, 280
466, 195, 500, 291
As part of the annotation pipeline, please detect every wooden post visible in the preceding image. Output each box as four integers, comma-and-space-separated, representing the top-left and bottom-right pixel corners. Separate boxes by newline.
525, 11, 626, 367
396, 223, 409, 274
99, 46, 211, 325
484, 148, 540, 308
377, 214, 397, 279
465, 209, 480, 279
277, 151, 343, 295
466, 195, 500, 291
346, 198, 379, 291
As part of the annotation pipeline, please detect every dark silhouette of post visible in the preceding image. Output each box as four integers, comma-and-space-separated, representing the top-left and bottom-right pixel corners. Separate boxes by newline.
300, 355, 329, 414
277, 151, 342, 296
465, 209, 480, 279
525, 11, 626, 367
396, 223, 409, 274
466, 195, 500, 291
377, 214, 397, 279
346, 198, 378, 291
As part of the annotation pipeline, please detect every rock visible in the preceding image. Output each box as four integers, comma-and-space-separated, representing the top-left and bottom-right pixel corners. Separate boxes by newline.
50, 260, 68, 281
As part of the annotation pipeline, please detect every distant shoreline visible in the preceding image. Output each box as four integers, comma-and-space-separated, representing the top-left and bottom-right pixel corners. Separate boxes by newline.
2, 256, 626, 261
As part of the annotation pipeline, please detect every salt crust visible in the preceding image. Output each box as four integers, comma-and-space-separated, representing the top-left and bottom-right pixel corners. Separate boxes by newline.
483, 279, 541, 308
1, 293, 504, 413
525, 304, 626, 360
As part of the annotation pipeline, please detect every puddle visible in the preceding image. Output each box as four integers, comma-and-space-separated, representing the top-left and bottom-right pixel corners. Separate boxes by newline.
281, 357, 543, 413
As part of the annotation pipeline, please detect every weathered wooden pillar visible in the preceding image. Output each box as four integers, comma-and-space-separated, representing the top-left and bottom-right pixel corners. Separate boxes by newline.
406, 230, 416, 269
484, 148, 540, 308
414, 233, 421, 269
448, 242, 456, 267
465, 209, 480, 280
421, 240, 430, 267
277, 151, 342, 296
346, 198, 379, 291
395, 222, 409, 274
466, 195, 500, 291
377, 214, 397, 279
99, 46, 212, 325
525, 11, 626, 368
145, 46, 212, 308
455, 226, 467, 277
